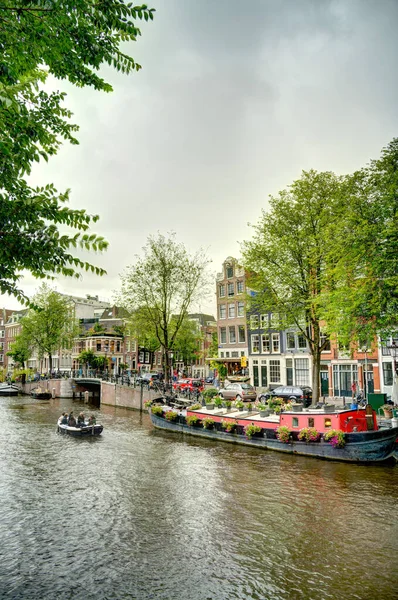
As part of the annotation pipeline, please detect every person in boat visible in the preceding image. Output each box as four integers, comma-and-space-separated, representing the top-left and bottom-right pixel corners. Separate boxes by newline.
60, 412, 68, 425
88, 415, 96, 425
68, 412, 77, 427
77, 412, 85, 427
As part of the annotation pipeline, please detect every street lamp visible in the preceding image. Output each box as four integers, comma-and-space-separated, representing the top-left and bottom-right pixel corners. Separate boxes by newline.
387, 340, 398, 374
387, 341, 398, 405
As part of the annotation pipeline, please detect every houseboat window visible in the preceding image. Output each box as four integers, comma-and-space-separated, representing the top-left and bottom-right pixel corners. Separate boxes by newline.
292, 417, 299, 427
324, 418, 332, 428
308, 417, 315, 427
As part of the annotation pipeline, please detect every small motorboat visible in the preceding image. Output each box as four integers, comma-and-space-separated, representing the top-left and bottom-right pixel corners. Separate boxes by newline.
0, 383, 19, 397
57, 419, 103, 437
31, 387, 52, 400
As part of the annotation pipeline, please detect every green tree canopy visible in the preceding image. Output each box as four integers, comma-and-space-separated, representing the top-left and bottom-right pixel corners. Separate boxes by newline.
322, 138, 398, 345
19, 284, 80, 372
0, 1, 154, 303
7, 330, 32, 368
118, 233, 210, 381
173, 317, 203, 367
242, 170, 342, 403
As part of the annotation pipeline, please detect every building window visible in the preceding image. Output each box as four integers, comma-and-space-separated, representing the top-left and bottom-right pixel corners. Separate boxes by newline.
286, 332, 295, 350
269, 360, 280, 383
238, 325, 246, 343
227, 282, 234, 297
131, 340, 137, 352
220, 352, 224, 358
295, 358, 310, 386
251, 334, 260, 353
228, 303, 235, 318
219, 284, 225, 297
225, 351, 230, 358
308, 417, 315, 427
219, 304, 226, 319
383, 362, 393, 386
226, 265, 234, 279
219, 327, 226, 344
269, 313, 278, 329
237, 302, 245, 317
0, 354, 3, 362
237, 280, 244, 293
292, 417, 299, 428
320, 332, 331, 352
250, 315, 259, 329
272, 333, 280, 353
260, 314, 268, 329
231, 351, 239, 358
229, 326, 236, 344
261, 334, 270, 353
298, 334, 307, 349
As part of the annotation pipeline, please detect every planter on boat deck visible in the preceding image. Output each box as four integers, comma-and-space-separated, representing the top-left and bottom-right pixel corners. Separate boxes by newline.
323, 404, 335, 412
205, 403, 215, 410
291, 404, 303, 412
259, 410, 271, 417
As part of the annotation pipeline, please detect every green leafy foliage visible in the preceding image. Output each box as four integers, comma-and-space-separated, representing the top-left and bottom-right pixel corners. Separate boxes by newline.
18, 284, 80, 372
0, 0, 154, 302
118, 233, 210, 381
242, 170, 342, 403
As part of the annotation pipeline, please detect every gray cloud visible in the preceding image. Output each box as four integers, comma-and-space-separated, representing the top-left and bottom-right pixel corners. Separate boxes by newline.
3, 0, 398, 315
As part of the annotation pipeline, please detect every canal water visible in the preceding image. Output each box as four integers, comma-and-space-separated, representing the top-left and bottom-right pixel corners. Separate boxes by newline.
0, 395, 397, 600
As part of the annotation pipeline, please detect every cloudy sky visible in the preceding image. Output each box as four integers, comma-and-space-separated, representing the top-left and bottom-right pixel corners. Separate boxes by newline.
4, 0, 398, 314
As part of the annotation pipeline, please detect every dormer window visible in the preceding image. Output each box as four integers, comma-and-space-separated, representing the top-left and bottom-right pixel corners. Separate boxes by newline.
226, 265, 234, 279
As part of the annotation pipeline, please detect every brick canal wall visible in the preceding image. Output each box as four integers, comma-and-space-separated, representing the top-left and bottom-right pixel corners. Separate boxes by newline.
16, 378, 159, 409
18, 378, 75, 398
101, 381, 160, 410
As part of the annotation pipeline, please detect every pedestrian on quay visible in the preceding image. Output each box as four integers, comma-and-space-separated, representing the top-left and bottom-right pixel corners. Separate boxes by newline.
351, 381, 357, 398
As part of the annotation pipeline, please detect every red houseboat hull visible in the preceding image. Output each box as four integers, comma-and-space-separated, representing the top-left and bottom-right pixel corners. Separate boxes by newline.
149, 407, 398, 463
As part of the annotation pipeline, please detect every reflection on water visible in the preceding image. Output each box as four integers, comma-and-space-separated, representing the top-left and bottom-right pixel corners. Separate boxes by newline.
0, 395, 397, 599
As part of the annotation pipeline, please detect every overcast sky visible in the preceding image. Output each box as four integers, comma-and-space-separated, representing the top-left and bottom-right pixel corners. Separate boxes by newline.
4, 0, 398, 314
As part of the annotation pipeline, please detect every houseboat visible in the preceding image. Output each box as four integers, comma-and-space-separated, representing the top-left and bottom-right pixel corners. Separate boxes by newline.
148, 403, 398, 463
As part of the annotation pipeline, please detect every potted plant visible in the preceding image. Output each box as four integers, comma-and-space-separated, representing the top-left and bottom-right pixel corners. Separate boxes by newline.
186, 414, 201, 427
257, 402, 270, 417
382, 404, 393, 419
151, 405, 164, 416
144, 400, 153, 409
298, 427, 320, 442
244, 423, 262, 439
246, 402, 253, 412
202, 417, 215, 430
276, 425, 291, 443
203, 387, 219, 410
234, 399, 244, 411
164, 410, 179, 422
189, 403, 202, 410
224, 400, 232, 410
221, 418, 236, 433
324, 429, 345, 448
214, 396, 223, 408
268, 397, 284, 414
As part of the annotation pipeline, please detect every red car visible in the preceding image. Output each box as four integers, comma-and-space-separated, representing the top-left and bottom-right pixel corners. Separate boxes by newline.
172, 378, 204, 393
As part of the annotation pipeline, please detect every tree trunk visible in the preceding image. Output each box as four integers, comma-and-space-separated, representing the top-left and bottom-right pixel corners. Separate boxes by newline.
312, 350, 321, 405
48, 353, 53, 374
164, 350, 170, 384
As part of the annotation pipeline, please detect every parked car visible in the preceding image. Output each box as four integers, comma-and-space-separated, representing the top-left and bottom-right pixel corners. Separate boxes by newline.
205, 376, 214, 384
173, 378, 204, 393
136, 372, 161, 385
258, 386, 312, 408
218, 382, 257, 402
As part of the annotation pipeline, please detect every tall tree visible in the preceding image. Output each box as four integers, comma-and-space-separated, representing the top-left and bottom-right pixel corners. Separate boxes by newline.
19, 284, 80, 372
242, 170, 341, 404
0, 1, 154, 303
118, 233, 210, 381
322, 138, 398, 345
7, 331, 32, 369
173, 317, 203, 368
